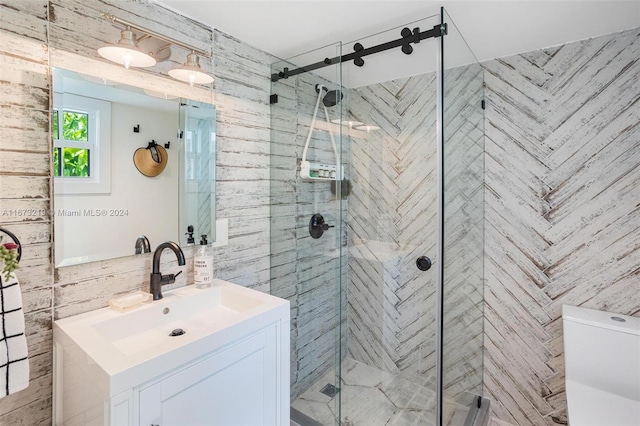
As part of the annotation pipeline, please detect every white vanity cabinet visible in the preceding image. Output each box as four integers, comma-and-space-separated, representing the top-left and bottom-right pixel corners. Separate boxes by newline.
53, 281, 290, 426
137, 327, 278, 426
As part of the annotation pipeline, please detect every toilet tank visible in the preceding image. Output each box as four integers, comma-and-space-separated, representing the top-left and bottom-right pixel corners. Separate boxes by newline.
562, 305, 640, 402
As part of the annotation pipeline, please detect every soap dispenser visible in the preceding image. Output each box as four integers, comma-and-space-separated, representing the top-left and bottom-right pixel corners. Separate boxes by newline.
194, 234, 213, 289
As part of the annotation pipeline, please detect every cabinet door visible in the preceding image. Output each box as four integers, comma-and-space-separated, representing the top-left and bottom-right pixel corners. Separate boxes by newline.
139, 326, 278, 426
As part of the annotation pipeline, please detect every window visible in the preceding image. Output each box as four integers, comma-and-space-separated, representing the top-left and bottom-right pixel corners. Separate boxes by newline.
53, 93, 111, 194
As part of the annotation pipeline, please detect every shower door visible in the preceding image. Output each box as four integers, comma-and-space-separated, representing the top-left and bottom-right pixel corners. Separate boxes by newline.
270, 42, 347, 425
269, 9, 484, 426
339, 14, 442, 426
440, 8, 486, 425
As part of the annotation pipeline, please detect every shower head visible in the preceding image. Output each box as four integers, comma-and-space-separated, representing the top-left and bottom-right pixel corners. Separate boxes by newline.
316, 84, 343, 107
323, 89, 343, 107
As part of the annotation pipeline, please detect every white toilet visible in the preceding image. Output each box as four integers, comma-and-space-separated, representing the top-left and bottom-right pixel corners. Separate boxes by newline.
562, 305, 640, 425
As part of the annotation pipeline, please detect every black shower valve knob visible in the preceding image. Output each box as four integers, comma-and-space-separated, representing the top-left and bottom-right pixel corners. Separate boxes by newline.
309, 213, 334, 239
416, 256, 432, 271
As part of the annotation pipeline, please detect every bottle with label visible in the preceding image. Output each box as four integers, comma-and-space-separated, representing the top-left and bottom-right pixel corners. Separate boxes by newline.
194, 234, 213, 289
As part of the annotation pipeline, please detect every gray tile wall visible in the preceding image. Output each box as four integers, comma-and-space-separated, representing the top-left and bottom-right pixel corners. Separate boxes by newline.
442, 62, 485, 419
347, 63, 485, 422
2, 1, 638, 424
270, 66, 347, 399
0, 0, 272, 422
347, 74, 438, 383
483, 26, 640, 425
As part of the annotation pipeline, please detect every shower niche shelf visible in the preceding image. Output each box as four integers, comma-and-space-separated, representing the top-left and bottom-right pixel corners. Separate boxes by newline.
300, 161, 341, 181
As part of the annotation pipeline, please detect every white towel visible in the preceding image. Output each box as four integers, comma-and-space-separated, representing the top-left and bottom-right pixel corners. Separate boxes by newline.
0, 272, 29, 398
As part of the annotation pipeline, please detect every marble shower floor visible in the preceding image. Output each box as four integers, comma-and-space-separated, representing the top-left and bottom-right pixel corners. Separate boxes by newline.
292, 358, 436, 426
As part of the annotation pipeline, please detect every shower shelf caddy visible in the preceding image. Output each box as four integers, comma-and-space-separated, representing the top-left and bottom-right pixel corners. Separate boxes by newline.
300, 162, 341, 181
300, 84, 342, 182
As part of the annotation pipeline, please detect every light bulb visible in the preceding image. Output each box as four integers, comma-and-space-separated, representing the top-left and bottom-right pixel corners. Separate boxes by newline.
189, 72, 196, 87
123, 53, 132, 69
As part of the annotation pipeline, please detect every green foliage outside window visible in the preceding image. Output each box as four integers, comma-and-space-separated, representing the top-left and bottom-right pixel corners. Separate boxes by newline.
63, 111, 88, 141
53, 110, 90, 177
62, 148, 89, 177
53, 110, 59, 139
53, 148, 59, 177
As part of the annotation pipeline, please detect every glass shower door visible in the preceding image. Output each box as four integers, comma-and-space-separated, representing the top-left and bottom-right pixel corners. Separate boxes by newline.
340, 14, 442, 426
269, 9, 485, 425
270, 42, 346, 425
440, 7, 486, 425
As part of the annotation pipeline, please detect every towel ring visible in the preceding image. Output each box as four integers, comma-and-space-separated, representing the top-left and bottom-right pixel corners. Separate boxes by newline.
0, 228, 22, 262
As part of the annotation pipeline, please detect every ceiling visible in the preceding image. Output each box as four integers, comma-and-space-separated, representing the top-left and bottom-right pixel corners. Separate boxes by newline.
156, 0, 640, 87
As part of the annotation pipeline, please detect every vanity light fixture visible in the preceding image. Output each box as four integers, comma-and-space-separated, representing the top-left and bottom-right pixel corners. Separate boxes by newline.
97, 27, 157, 69
168, 51, 214, 87
98, 13, 213, 86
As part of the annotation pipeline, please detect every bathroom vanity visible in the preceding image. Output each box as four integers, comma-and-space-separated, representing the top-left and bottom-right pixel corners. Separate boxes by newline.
53, 280, 290, 425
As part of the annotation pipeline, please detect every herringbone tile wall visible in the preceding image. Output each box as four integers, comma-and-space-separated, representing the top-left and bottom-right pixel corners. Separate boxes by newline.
346, 73, 438, 383
346, 62, 486, 418
483, 27, 640, 425
270, 67, 347, 399
442, 61, 485, 419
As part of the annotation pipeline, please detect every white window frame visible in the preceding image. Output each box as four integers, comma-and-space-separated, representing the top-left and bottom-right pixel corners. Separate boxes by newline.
53, 93, 111, 195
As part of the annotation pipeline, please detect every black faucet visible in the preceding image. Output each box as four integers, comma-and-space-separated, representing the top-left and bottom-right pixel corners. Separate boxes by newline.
150, 241, 186, 300
134, 235, 151, 254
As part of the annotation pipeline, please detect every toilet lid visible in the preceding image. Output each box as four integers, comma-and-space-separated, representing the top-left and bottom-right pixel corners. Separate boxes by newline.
567, 380, 640, 426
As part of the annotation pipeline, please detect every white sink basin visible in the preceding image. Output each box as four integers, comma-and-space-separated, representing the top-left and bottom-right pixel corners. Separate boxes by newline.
54, 279, 289, 396
92, 283, 263, 356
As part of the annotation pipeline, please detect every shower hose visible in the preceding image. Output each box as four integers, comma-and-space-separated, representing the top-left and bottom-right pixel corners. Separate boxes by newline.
301, 84, 341, 180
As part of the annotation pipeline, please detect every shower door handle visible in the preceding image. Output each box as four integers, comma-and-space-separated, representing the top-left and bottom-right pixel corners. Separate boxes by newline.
416, 256, 432, 271
309, 213, 334, 239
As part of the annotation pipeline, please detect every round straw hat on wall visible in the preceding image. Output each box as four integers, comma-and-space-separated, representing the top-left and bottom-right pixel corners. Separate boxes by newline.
133, 142, 168, 177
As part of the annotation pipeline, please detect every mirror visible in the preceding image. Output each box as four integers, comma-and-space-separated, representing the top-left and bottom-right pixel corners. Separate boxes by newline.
52, 68, 216, 267
179, 99, 216, 247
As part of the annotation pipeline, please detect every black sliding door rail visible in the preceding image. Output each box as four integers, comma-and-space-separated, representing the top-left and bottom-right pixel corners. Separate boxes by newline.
271, 23, 447, 82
